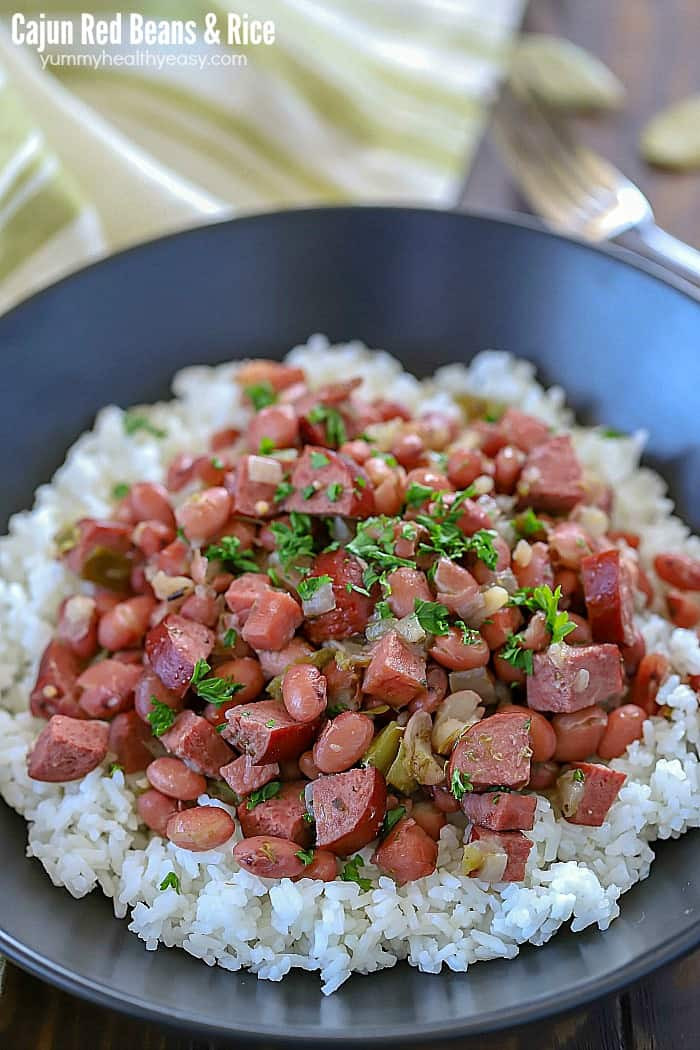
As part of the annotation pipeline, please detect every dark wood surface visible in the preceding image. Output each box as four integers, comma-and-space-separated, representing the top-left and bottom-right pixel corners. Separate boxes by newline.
3, 1, 700, 1047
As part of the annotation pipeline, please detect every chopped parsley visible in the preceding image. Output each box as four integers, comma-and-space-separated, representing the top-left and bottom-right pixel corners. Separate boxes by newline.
298, 574, 333, 601
310, 451, 330, 469
301, 484, 317, 500
211, 455, 224, 470
307, 404, 347, 448
258, 436, 275, 455
501, 634, 534, 675
340, 854, 372, 891
375, 600, 393, 620
123, 413, 166, 439
205, 535, 259, 574
466, 529, 500, 570
513, 507, 546, 539
371, 450, 398, 468
270, 512, 316, 571
380, 805, 406, 837
148, 697, 176, 737
354, 476, 367, 490
327, 704, 349, 717
346, 582, 370, 596
510, 584, 575, 644
265, 718, 276, 728
302, 810, 315, 824
404, 481, 435, 507
346, 516, 415, 589
245, 382, 277, 411
159, 872, 180, 893
601, 427, 626, 438
327, 481, 344, 502
295, 848, 315, 866
246, 781, 281, 809
190, 658, 245, 705
274, 480, 294, 503
223, 628, 238, 648
572, 768, 585, 782
111, 482, 131, 501
109, 762, 124, 776
450, 768, 473, 801
413, 599, 450, 636
455, 619, 480, 645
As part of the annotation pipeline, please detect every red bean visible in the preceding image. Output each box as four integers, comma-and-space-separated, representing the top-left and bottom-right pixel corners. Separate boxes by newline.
564, 613, 593, 646
134, 670, 183, 724
373, 470, 406, 516
410, 800, 447, 841
429, 627, 489, 671
514, 542, 554, 590
146, 757, 206, 800
529, 760, 560, 790
176, 487, 231, 543
212, 657, 264, 703
313, 711, 375, 774
282, 664, 327, 723
391, 433, 426, 470
493, 650, 525, 686
293, 848, 338, 882
129, 482, 175, 527
479, 607, 523, 651
654, 552, 700, 591
504, 705, 556, 762
247, 404, 299, 452
494, 445, 526, 494
98, 595, 156, 651
667, 590, 700, 629
554, 568, 582, 608
166, 806, 235, 852
203, 699, 245, 727
299, 749, 322, 780
237, 360, 305, 392
629, 652, 670, 715
552, 705, 608, 763
233, 834, 307, 878
137, 788, 178, 835
56, 595, 99, 660
597, 704, 646, 760
447, 448, 487, 489
256, 639, 315, 679
132, 520, 175, 557
385, 567, 432, 619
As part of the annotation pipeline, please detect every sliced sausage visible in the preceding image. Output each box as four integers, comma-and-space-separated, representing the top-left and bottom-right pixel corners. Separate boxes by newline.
303, 549, 376, 643
461, 791, 537, 831
30, 640, 84, 720
241, 590, 303, 652
467, 827, 533, 881
224, 573, 272, 623
560, 762, 626, 826
28, 715, 109, 782
223, 699, 317, 763
581, 549, 637, 646
77, 659, 141, 719
362, 630, 427, 708
313, 711, 375, 773
517, 435, 584, 513
526, 643, 624, 714
283, 447, 375, 518
166, 805, 235, 852
233, 835, 307, 879
107, 710, 153, 773
226, 455, 278, 518
160, 710, 233, 777
312, 766, 387, 855
237, 780, 312, 846
220, 754, 280, 797
145, 614, 215, 697
448, 709, 532, 792
371, 817, 437, 883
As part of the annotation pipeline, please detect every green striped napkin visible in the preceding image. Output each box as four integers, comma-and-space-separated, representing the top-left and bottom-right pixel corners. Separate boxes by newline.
0, 0, 525, 313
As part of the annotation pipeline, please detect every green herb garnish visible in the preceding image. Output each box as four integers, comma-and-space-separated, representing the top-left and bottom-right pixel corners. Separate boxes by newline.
274, 481, 294, 503
205, 535, 259, 574
245, 382, 277, 411
513, 508, 546, 539
371, 450, 398, 467
413, 599, 450, 636
270, 513, 316, 571
109, 762, 124, 776
310, 451, 330, 469
246, 781, 282, 809
455, 619, 480, 645
327, 482, 344, 502
572, 768, 585, 782
298, 574, 333, 601
307, 404, 347, 448
404, 481, 435, 507
295, 848, 315, 866
259, 436, 275, 455
510, 584, 575, 644
111, 482, 130, 501
223, 628, 238, 648
501, 634, 534, 675
159, 872, 180, 892
211, 455, 224, 469
381, 805, 406, 837
123, 413, 166, 439
301, 484, 317, 500
346, 516, 415, 589
148, 697, 176, 737
340, 854, 372, 891
450, 768, 473, 801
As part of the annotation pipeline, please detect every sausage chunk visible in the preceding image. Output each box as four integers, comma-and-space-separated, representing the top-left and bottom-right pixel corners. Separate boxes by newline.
224, 573, 271, 623
461, 791, 537, 831
467, 827, 533, 882
227, 455, 278, 518
220, 754, 280, 797
517, 435, 584, 514
581, 549, 637, 646
312, 766, 387, 855
77, 660, 142, 719
283, 447, 375, 518
497, 408, 551, 453
28, 715, 109, 782
241, 590, 303, 652
448, 710, 532, 792
107, 710, 153, 773
237, 780, 312, 847
362, 630, 427, 708
145, 614, 215, 697
560, 762, 626, 826
526, 643, 624, 714
371, 817, 438, 883
303, 549, 376, 643
30, 640, 83, 720
223, 699, 316, 763
160, 710, 233, 777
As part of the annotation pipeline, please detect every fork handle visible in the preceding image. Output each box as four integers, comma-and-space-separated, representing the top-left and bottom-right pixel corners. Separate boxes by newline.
619, 221, 700, 290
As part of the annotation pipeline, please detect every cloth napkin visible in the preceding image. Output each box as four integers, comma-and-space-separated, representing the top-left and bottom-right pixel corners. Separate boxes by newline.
0, 0, 525, 315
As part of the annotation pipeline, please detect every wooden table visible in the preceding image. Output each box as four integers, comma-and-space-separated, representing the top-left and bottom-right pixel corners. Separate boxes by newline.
3, 1, 700, 1046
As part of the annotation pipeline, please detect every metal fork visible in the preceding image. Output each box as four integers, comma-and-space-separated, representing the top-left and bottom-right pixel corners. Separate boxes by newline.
491, 81, 700, 288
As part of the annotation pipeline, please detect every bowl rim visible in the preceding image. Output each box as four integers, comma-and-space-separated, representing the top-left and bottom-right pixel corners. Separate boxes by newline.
1, 204, 699, 1042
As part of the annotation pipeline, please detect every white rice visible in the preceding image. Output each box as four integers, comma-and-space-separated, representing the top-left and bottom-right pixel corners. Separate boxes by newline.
1, 335, 700, 996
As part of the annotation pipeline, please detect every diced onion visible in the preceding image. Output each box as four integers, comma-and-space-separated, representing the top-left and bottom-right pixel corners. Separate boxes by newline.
449, 668, 497, 705
395, 613, 427, 644
302, 582, 336, 618
575, 503, 609, 538
432, 690, 484, 754
481, 586, 510, 618
512, 539, 532, 568
330, 516, 352, 542
477, 849, 508, 883
558, 769, 585, 817
548, 643, 567, 670
248, 455, 283, 485
272, 448, 299, 462
573, 668, 590, 693
366, 618, 397, 643
472, 474, 494, 495
304, 781, 315, 818
150, 571, 194, 601
461, 842, 508, 881
403, 711, 445, 785
492, 569, 519, 595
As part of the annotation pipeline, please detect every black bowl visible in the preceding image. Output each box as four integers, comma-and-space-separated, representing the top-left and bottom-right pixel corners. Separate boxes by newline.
1, 208, 699, 1044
